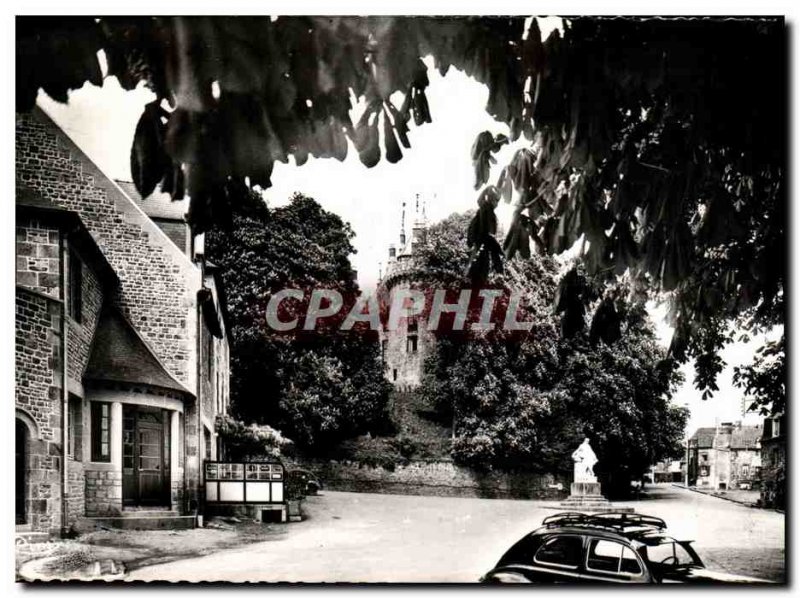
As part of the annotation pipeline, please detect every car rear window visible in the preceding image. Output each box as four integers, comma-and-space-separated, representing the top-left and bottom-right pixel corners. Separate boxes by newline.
587, 539, 643, 576
533, 536, 583, 569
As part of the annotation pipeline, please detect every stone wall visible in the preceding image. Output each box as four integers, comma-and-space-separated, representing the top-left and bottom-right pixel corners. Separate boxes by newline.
84, 469, 123, 516
300, 459, 569, 500
16, 109, 199, 389
66, 249, 105, 387
380, 278, 434, 390
16, 221, 60, 298
15, 287, 63, 533
66, 459, 85, 526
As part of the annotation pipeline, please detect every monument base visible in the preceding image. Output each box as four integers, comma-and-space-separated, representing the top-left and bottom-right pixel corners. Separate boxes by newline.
559, 481, 635, 513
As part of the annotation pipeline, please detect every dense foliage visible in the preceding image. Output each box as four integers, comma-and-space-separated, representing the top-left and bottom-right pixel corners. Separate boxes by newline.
17, 16, 784, 410
418, 213, 688, 495
206, 191, 392, 451
215, 414, 291, 461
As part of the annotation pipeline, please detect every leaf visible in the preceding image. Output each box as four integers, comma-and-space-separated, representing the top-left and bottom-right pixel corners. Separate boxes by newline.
497, 167, 513, 202
352, 104, 381, 168
387, 102, 411, 148
589, 298, 622, 346
130, 101, 170, 198
382, 109, 402, 164
411, 88, 432, 126
502, 213, 531, 260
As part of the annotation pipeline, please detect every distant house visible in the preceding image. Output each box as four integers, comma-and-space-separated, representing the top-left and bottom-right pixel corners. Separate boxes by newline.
687, 422, 762, 490
760, 414, 785, 509
16, 107, 230, 536
651, 460, 685, 484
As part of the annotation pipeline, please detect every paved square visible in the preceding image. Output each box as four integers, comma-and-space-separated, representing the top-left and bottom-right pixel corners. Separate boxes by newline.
129, 485, 785, 583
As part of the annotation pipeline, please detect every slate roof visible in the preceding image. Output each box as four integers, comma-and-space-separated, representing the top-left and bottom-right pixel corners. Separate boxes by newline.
84, 307, 192, 395
114, 179, 187, 221
688, 427, 716, 448
730, 425, 762, 449
688, 424, 762, 450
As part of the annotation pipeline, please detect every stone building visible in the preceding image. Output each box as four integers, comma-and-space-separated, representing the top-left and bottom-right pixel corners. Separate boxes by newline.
760, 413, 785, 509
377, 196, 431, 390
650, 460, 685, 484
15, 107, 230, 535
687, 421, 762, 490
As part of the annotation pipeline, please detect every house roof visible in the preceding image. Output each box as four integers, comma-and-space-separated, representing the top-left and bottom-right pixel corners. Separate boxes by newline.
688, 427, 716, 448
16, 184, 118, 286
84, 307, 192, 396
689, 424, 762, 450
114, 179, 188, 221
731, 426, 762, 449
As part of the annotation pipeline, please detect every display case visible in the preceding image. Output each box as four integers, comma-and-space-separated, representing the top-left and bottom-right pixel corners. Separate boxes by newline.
204, 461, 285, 504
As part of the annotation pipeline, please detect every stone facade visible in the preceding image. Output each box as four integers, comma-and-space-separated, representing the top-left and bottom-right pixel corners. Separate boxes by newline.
16, 110, 197, 386
16, 221, 61, 298
760, 414, 785, 509
16, 287, 63, 532
687, 421, 763, 490
15, 107, 231, 534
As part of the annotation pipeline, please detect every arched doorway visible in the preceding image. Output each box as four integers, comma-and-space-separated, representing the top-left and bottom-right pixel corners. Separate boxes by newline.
16, 419, 27, 524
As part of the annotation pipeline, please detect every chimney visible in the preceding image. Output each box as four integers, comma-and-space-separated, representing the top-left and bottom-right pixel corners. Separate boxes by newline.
388, 244, 396, 259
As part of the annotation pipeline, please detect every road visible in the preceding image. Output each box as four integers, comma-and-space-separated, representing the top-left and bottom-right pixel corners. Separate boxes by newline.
128, 485, 785, 583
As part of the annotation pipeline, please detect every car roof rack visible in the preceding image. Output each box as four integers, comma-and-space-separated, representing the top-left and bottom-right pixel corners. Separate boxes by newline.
541, 512, 667, 533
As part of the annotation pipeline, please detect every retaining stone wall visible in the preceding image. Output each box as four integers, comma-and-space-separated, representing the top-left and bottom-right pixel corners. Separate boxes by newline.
300, 459, 569, 500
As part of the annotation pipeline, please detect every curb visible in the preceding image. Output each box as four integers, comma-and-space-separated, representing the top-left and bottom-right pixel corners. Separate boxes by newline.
672, 484, 762, 508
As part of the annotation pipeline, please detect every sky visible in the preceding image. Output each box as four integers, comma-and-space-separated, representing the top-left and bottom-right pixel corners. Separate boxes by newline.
36, 17, 769, 435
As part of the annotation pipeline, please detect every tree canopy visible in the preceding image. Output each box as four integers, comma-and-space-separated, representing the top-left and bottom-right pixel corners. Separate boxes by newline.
17, 16, 785, 408
205, 190, 393, 450
417, 212, 688, 495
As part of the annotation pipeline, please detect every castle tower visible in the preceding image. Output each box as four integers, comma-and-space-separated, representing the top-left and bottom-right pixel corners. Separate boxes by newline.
378, 194, 432, 390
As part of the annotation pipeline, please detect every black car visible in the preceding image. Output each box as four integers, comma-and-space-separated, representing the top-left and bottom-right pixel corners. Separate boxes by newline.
481, 512, 770, 584
287, 468, 323, 496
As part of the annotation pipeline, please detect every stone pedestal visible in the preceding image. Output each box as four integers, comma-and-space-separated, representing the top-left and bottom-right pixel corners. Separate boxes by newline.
570, 482, 603, 496
560, 481, 634, 513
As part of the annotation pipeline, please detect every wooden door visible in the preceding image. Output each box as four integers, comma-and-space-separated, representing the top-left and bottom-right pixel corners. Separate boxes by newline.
122, 408, 170, 506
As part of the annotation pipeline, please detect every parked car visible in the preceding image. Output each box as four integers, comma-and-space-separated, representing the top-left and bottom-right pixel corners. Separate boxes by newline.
481, 512, 770, 584
287, 469, 323, 496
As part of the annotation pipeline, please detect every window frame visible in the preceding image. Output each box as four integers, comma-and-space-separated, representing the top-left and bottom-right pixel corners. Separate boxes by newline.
584, 538, 644, 578
532, 535, 585, 571
67, 396, 82, 459
90, 401, 111, 463
204, 426, 213, 461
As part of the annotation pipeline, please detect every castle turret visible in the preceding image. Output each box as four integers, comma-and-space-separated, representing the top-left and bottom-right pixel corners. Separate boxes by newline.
379, 193, 433, 390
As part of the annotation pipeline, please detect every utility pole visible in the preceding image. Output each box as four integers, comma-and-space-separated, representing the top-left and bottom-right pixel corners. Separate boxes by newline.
685, 438, 690, 487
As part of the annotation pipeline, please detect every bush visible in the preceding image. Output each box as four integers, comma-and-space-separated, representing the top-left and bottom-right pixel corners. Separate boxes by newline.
215, 414, 291, 461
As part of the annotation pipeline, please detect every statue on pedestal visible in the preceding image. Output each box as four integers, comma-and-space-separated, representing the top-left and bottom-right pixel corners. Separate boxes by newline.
571, 438, 598, 484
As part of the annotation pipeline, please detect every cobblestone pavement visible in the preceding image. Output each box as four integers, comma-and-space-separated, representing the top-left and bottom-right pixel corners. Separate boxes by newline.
128, 484, 785, 583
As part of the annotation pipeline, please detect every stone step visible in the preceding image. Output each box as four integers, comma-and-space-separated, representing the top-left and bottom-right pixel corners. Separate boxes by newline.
79, 515, 196, 531
120, 509, 180, 518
